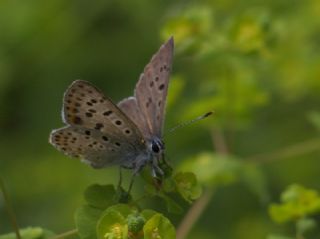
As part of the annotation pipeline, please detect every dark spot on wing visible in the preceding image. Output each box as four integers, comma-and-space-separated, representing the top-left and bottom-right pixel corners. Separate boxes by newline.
159, 84, 165, 91
104, 110, 112, 116
85, 130, 91, 135
115, 120, 122, 125
102, 136, 108, 141
86, 112, 93, 117
73, 116, 83, 125
95, 123, 104, 130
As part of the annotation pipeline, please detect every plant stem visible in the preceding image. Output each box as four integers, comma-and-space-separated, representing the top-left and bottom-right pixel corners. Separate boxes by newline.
176, 189, 215, 239
247, 138, 320, 163
0, 177, 21, 239
177, 128, 229, 239
50, 229, 78, 239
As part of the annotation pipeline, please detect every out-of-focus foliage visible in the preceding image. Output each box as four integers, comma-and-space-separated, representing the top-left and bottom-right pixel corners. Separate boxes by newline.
1, 0, 320, 239
0, 227, 54, 239
268, 185, 320, 239
269, 184, 320, 223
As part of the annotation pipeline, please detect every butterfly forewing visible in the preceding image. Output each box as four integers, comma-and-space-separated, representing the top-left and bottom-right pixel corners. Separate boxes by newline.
50, 80, 147, 168
134, 37, 174, 138
62, 80, 145, 149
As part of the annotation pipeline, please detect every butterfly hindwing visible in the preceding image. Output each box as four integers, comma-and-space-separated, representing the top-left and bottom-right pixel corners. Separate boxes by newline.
50, 123, 145, 168
118, 97, 150, 138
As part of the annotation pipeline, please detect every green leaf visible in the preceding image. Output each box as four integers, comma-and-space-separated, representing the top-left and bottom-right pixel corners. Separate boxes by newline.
75, 205, 103, 239
158, 193, 183, 214
140, 209, 157, 221
84, 184, 116, 209
174, 172, 202, 202
143, 214, 176, 239
269, 184, 320, 223
96, 204, 135, 239
0, 227, 54, 239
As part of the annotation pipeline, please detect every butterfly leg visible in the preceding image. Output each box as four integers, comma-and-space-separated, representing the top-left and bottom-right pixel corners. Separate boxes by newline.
127, 173, 136, 195
127, 159, 147, 194
117, 167, 123, 189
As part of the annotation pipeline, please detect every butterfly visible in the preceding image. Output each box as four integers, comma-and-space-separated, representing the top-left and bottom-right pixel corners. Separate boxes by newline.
49, 37, 174, 189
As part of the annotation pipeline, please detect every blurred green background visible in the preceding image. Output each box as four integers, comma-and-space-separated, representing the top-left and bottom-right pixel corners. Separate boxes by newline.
1, 0, 320, 238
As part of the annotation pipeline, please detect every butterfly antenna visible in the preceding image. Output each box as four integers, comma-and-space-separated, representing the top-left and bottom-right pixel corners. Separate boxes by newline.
166, 111, 214, 135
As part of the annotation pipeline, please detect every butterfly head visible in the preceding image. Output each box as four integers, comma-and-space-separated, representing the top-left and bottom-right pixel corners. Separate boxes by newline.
148, 137, 165, 155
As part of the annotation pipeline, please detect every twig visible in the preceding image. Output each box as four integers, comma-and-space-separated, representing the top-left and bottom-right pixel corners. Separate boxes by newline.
247, 138, 320, 163
0, 177, 21, 239
210, 128, 229, 155
177, 128, 229, 239
49, 229, 78, 239
176, 189, 214, 239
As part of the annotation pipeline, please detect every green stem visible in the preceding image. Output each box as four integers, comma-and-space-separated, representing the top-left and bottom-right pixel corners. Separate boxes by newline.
0, 177, 21, 239
49, 229, 78, 239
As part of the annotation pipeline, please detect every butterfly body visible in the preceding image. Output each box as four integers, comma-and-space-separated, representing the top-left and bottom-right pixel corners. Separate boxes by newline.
50, 37, 174, 178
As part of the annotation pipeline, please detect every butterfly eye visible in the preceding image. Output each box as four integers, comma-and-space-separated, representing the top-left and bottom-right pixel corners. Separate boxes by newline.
151, 142, 160, 153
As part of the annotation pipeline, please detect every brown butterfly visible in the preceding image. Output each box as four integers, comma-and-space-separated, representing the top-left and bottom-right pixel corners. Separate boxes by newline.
49, 37, 174, 190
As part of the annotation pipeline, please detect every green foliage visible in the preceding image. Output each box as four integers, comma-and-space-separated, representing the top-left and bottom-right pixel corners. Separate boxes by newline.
268, 184, 320, 238
0, 227, 54, 239
143, 213, 175, 239
179, 152, 268, 200
174, 172, 202, 203
76, 192, 177, 239
73, 166, 200, 239
269, 184, 320, 223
